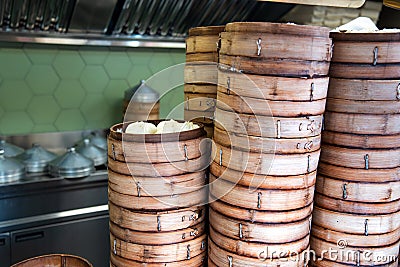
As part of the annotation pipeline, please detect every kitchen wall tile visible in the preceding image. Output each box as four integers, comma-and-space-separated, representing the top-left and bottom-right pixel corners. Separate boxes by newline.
31, 124, 58, 133
54, 110, 86, 131
27, 96, 61, 124
126, 65, 153, 87
104, 52, 132, 79
24, 44, 58, 64
0, 81, 33, 111
54, 80, 86, 109
52, 50, 85, 79
148, 52, 174, 73
79, 66, 109, 92
128, 48, 155, 65
26, 65, 60, 95
79, 47, 110, 65
80, 94, 111, 127
0, 112, 34, 135
0, 49, 31, 79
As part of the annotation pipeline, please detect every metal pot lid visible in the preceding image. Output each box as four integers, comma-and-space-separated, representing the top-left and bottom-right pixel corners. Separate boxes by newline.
89, 133, 107, 151
0, 140, 25, 157
0, 149, 25, 181
124, 80, 159, 103
17, 144, 57, 173
75, 139, 107, 166
48, 147, 95, 178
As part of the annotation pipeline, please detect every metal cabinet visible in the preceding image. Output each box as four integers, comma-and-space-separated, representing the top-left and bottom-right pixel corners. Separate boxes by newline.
0, 232, 10, 267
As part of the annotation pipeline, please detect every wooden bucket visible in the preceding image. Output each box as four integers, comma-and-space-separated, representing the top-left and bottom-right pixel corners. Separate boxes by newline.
322, 131, 400, 149
11, 254, 92, 267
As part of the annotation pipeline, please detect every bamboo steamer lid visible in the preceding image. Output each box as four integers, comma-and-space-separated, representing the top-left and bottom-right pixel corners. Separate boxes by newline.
214, 126, 321, 154
209, 200, 313, 224
110, 251, 206, 267
217, 69, 329, 101
326, 98, 400, 114
109, 221, 205, 246
316, 175, 400, 203
188, 26, 225, 37
186, 35, 220, 54
322, 131, 400, 149
209, 225, 310, 259
110, 232, 207, 263
312, 206, 400, 235
318, 162, 400, 183
209, 175, 315, 211
327, 78, 400, 101
208, 238, 309, 267
209, 208, 311, 244
312, 224, 400, 248
108, 202, 206, 232
216, 89, 327, 117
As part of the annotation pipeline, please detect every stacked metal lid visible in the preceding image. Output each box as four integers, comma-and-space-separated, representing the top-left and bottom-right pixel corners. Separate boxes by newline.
107, 121, 209, 266
209, 22, 332, 266
184, 26, 225, 137
17, 144, 57, 173
310, 31, 400, 267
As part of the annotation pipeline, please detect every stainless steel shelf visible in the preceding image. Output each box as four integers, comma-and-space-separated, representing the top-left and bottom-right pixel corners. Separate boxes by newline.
0, 31, 186, 49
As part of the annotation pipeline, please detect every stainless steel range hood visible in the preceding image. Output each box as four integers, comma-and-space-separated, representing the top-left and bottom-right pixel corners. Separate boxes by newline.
0, 0, 294, 48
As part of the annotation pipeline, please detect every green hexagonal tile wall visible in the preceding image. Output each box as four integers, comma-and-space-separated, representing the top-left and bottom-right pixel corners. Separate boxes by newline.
0, 43, 185, 135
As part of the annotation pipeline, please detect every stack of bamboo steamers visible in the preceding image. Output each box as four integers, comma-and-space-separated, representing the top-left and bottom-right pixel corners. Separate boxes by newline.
209, 22, 332, 266
107, 122, 209, 266
184, 26, 225, 138
310, 32, 400, 266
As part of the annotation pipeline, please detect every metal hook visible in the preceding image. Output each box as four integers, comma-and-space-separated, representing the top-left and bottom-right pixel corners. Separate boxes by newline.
356, 251, 361, 267
187, 245, 191, 260
228, 256, 233, 267
190, 228, 198, 237
184, 144, 188, 161
396, 83, 400, 100
364, 154, 369, 170
277, 120, 281, 139
112, 144, 116, 161
342, 184, 347, 199
310, 82, 315, 101
307, 155, 311, 173
373, 46, 378, 66
257, 192, 262, 209
157, 215, 161, 231
364, 219, 369, 236
304, 141, 313, 151
227, 77, 231, 95
330, 43, 334, 60
239, 223, 243, 239
309, 217, 312, 234
219, 148, 223, 166
256, 38, 262, 56
201, 240, 206, 250
136, 181, 141, 197
113, 239, 117, 255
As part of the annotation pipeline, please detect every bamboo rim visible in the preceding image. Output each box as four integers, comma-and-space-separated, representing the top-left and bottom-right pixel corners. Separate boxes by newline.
310, 236, 400, 266
108, 169, 206, 197
208, 238, 309, 267
214, 108, 323, 138
10, 254, 93, 267
316, 174, 400, 203
329, 63, 400, 79
110, 251, 206, 267
216, 89, 327, 117
326, 98, 400, 114
209, 199, 313, 224
312, 206, 400, 234
210, 225, 310, 259
109, 221, 206, 245
214, 125, 321, 154
108, 187, 208, 211
188, 25, 225, 36
330, 32, 400, 42
311, 224, 400, 248
184, 84, 217, 94
210, 161, 316, 190
220, 31, 332, 61
110, 232, 207, 263
186, 52, 218, 63
320, 144, 400, 169
184, 110, 214, 122
212, 141, 320, 176
310, 258, 399, 267
209, 208, 312, 244
108, 202, 206, 232
219, 54, 330, 77
217, 69, 329, 101
322, 131, 400, 149
209, 175, 315, 211
184, 64, 218, 84
318, 162, 400, 183
314, 193, 400, 215
324, 111, 400, 135
327, 78, 400, 101
186, 35, 220, 54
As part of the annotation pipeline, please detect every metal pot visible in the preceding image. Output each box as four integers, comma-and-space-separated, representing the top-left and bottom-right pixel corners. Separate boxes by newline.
0, 140, 24, 157
124, 80, 160, 103
75, 139, 107, 167
17, 144, 57, 173
48, 147, 95, 179
0, 149, 25, 183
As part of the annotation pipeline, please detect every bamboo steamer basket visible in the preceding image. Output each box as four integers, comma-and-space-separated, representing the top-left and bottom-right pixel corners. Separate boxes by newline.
212, 142, 320, 176
11, 254, 92, 267
310, 236, 400, 266
109, 221, 205, 245
312, 224, 400, 248
186, 53, 218, 63
314, 193, 400, 215
310, 258, 399, 267
312, 206, 400, 235
327, 78, 400, 101
318, 162, 400, 183
208, 238, 309, 267
322, 131, 400, 149
326, 98, 400, 114
214, 125, 321, 154
108, 170, 206, 197
186, 35, 220, 54
184, 63, 218, 84
110, 232, 206, 263
316, 175, 400, 203
329, 63, 400, 79
124, 102, 160, 122
108, 202, 206, 232
110, 251, 206, 267
210, 161, 316, 190
216, 89, 327, 117
184, 93, 216, 112
183, 110, 214, 122
209, 200, 313, 224
210, 225, 310, 259
215, 108, 323, 138
184, 84, 217, 94
209, 175, 315, 211
209, 208, 311, 244
320, 144, 400, 169
217, 69, 329, 101
324, 111, 400, 135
